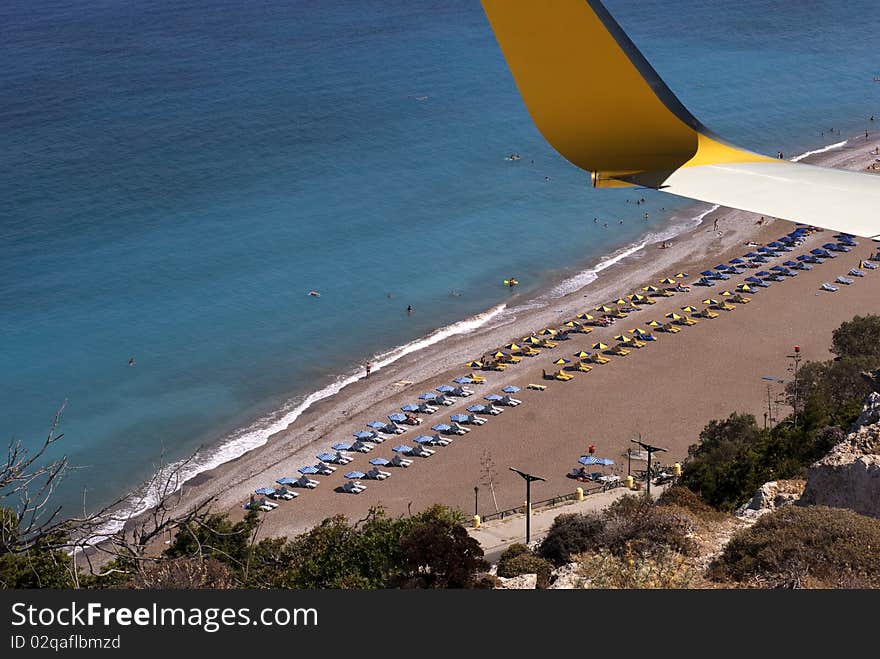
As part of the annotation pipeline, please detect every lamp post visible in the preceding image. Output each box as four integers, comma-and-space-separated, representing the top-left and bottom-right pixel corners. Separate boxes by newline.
630, 439, 667, 497
509, 467, 545, 544
474, 486, 479, 516
786, 346, 802, 424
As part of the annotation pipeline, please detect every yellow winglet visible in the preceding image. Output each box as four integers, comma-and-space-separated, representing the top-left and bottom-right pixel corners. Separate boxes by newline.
481, 0, 880, 238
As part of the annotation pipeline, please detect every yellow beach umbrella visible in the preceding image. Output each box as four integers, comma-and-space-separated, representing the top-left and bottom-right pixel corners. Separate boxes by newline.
574, 350, 590, 359
720, 290, 733, 297
592, 342, 609, 351
493, 351, 506, 359
595, 305, 614, 313
646, 320, 662, 327
524, 336, 542, 345
737, 284, 754, 293
538, 328, 557, 336
702, 298, 719, 306
665, 312, 683, 321
564, 321, 581, 328
682, 306, 699, 313
642, 285, 660, 293
614, 298, 628, 306
553, 357, 570, 365
578, 313, 594, 321
467, 361, 483, 368
506, 342, 521, 351
659, 277, 677, 285
614, 334, 632, 343
674, 272, 689, 278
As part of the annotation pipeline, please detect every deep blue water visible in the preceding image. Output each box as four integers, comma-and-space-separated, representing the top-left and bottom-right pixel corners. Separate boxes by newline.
2, 0, 878, 514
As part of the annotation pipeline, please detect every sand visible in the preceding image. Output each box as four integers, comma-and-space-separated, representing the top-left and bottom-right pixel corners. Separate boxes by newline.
131, 133, 880, 544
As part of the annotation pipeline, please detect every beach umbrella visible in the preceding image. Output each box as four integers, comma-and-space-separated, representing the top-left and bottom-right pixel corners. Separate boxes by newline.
414, 435, 434, 444
755, 271, 771, 277
674, 272, 688, 278
505, 343, 522, 351
524, 336, 542, 345
702, 298, 718, 305
614, 298, 629, 306
453, 376, 473, 385
436, 385, 456, 393
665, 312, 683, 321
400, 403, 421, 412
737, 284, 754, 293
578, 456, 601, 466
594, 458, 615, 466
354, 430, 377, 440
316, 452, 336, 463
418, 392, 438, 401
592, 342, 609, 350
502, 385, 521, 393
743, 252, 759, 258
553, 358, 570, 365
467, 404, 488, 413
255, 487, 276, 495
485, 394, 504, 401
564, 321, 582, 329
388, 413, 409, 423
642, 285, 660, 292
466, 360, 483, 368
432, 424, 453, 432
370, 457, 390, 466
392, 445, 413, 454
720, 290, 733, 296
714, 264, 731, 271
782, 261, 799, 268
574, 350, 591, 358
771, 265, 790, 273
577, 313, 594, 321
538, 328, 557, 336
595, 305, 614, 313
614, 335, 632, 343
450, 413, 469, 422
659, 277, 677, 284
276, 477, 298, 485
681, 305, 698, 313
646, 320, 662, 327
492, 351, 507, 360
331, 442, 353, 451
297, 466, 320, 475
729, 258, 745, 264
344, 471, 366, 480
367, 421, 387, 429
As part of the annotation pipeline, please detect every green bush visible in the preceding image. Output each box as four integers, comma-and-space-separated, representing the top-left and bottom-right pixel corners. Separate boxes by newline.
537, 513, 604, 566
498, 543, 530, 565
711, 506, 880, 588
599, 495, 696, 557
497, 553, 553, 588
656, 486, 726, 522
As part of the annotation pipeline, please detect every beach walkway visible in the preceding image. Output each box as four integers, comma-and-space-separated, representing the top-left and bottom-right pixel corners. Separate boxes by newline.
470, 484, 669, 565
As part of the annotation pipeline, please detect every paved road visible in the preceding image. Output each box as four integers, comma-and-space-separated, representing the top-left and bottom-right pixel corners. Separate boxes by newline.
469, 484, 668, 565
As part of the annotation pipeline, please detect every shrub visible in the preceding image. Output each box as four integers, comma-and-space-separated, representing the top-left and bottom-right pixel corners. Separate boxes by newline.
599, 495, 697, 557
537, 513, 605, 566
577, 547, 697, 589
711, 506, 880, 588
497, 553, 553, 588
656, 486, 726, 522
498, 543, 530, 565
472, 573, 503, 589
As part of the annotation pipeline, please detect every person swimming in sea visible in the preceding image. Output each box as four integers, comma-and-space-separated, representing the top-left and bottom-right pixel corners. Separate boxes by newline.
308, 290, 320, 297
128, 356, 136, 367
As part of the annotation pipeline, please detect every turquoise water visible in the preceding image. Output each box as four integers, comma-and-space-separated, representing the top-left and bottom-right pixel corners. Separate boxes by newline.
2, 0, 878, 515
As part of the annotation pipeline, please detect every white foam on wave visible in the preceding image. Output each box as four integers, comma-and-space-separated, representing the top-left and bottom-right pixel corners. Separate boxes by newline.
87, 302, 507, 543
790, 140, 847, 162
546, 204, 719, 298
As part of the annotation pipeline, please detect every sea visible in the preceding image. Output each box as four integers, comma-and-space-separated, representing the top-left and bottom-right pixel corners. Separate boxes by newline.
2, 0, 878, 525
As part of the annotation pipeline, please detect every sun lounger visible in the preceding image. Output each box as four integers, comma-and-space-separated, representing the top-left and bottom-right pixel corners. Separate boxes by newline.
389, 454, 413, 468
317, 451, 353, 465
609, 345, 630, 356
312, 463, 336, 475
342, 480, 366, 494
820, 282, 839, 292
573, 361, 593, 372
450, 421, 471, 433
835, 275, 853, 285
586, 353, 610, 365
410, 444, 435, 457
848, 268, 865, 277
861, 260, 878, 270
467, 373, 487, 384
365, 467, 391, 480
729, 294, 751, 304
245, 496, 276, 512
695, 308, 718, 319
293, 475, 319, 489
527, 383, 547, 390
554, 369, 575, 381
660, 323, 680, 333
350, 440, 375, 453
269, 488, 298, 500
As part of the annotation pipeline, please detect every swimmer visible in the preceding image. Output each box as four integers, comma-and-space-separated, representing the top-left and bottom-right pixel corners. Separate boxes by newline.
308, 290, 320, 297
407, 304, 413, 314
128, 356, 136, 367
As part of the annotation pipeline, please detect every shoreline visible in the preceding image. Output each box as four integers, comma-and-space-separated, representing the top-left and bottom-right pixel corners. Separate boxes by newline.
90, 131, 880, 549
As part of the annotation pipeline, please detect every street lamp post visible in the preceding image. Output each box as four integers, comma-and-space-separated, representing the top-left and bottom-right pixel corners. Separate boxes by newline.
474, 486, 479, 516
630, 439, 667, 497
509, 467, 545, 544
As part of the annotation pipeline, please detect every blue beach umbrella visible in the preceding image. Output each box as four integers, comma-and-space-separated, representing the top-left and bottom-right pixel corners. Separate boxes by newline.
344, 471, 366, 480
450, 414, 469, 422
354, 431, 376, 440
401, 403, 421, 412
276, 477, 297, 485
485, 394, 503, 401
297, 466, 320, 475
432, 424, 452, 432
331, 442, 352, 451
453, 376, 474, 384
414, 435, 434, 444
255, 487, 275, 495
436, 385, 456, 393
370, 457, 390, 466
743, 252, 759, 258
578, 456, 601, 466
388, 413, 408, 423
729, 258, 745, 264
392, 445, 413, 454
316, 452, 336, 462
502, 385, 521, 393
419, 392, 437, 401
783, 261, 798, 267
467, 404, 488, 413
755, 271, 771, 277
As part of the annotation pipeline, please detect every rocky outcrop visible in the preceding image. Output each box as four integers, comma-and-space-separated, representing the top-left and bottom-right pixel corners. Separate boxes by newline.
494, 573, 537, 589
736, 480, 805, 521
799, 393, 880, 518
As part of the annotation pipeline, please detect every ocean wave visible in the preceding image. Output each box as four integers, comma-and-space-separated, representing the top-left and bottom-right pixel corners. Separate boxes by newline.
545, 204, 718, 298
87, 302, 507, 542
790, 140, 847, 162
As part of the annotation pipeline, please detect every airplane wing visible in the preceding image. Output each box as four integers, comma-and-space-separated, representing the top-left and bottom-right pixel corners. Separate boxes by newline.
480, 0, 880, 239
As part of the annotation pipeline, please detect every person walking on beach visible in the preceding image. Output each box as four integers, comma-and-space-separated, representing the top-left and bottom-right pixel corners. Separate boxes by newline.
365, 362, 372, 378
713, 218, 719, 231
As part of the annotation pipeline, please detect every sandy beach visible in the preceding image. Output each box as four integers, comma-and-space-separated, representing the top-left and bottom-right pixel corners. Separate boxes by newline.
126, 132, 880, 544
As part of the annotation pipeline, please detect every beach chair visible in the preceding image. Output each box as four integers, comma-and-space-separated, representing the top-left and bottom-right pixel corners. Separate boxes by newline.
660, 323, 681, 333
835, 275, 853, 285
537, 338, 558, 349
572, 325, 593, 334
861, 260, 878, 270
519, 346, 541, 357
465, 413, 487, 424
269, 487, 298, 500
729, 294, 751, 304
450, 421, 471, 434
848, 268, 865, 278
716, 302, 736, 311
350, 440, 375, 453
450, 386, 474, 397
410, 444, 435, 458
573, 361, 593, 372
550, 369, 574, 381
820, 282, 839, 292
527, 383, 547, 391
609, 345, 630, 357
313, 463, 336, 475
679, 316, 698, 326
696, 308, 719, 319
294, 475, 320, 489
245, 497, 275, 512
389, 454, 413, 468
467, 373, 487, 384
332, 451, 354, 465
342, 480, 366, 494
365, 467, 391, 480
586, 353, 610, 365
